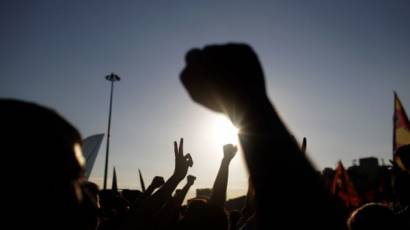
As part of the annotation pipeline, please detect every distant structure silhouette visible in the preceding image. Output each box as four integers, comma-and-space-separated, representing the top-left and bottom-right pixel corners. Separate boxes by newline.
103, 73, 121, 189
82, 133, 104, 179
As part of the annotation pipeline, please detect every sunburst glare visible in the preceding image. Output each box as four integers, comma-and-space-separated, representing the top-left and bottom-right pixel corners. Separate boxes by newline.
210, 115, 239, 146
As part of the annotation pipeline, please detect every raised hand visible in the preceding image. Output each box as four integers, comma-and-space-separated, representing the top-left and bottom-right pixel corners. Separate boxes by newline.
151, 176, 165, 189
180, 43, 346, 229
209, 144, 237, 207
173, 138, 193, 181
186, 175, 196, 186
223, 144, 238, 161
180, 43, 268, 115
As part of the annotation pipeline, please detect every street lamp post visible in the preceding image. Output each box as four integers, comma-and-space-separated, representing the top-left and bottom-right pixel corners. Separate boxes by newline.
103, 73, 121, 190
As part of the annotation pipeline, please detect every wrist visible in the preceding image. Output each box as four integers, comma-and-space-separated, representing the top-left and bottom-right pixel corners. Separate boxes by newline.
186, 182, 194, 187
170, 174, 184, 182
222, 157, 232, 164
231, 96, 286, 135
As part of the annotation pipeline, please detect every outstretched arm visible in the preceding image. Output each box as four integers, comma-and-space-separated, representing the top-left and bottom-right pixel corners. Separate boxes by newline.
209, 144, 237, 207
239, 176, 255, 226
147, 138, 193, 211
180, 43, 346, 229
154, 175, 196, 228
120, 139, 193, 230
145, 176, 165, 196
131, 176, 165, 209
173, 175, 196, 207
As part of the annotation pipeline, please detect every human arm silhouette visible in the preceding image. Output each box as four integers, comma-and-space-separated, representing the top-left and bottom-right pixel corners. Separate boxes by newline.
145, 176, 165, 196
180, 43, 345, 229
209, 144, 237, 207
130, 176, 164, 210
147, 138, 193, 211
237, 176, 255, 229
242, 176, 255, 216
155, 174, 197, 228
174, 175, 196, 207
119, 139, 193, 230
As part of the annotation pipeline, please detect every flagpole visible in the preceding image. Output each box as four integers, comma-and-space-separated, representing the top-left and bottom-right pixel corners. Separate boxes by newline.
393, 91, 397, 155
139, 169, 146, 193
103, 73, 121, 190
112, 166, 118, 191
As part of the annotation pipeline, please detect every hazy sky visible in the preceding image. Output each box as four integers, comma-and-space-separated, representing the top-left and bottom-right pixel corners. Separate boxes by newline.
1, 0, 410, 199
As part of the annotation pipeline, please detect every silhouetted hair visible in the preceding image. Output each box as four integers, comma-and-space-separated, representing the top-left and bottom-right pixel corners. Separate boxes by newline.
395, 144, 410, 172
347, 203, 398, 230
0, 99, 84, 228
394, 171, 410, 206
1, 99, 83, 181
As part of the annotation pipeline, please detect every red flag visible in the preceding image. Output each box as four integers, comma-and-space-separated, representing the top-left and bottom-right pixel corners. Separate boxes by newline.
332, 161, 361, 208
393, 92, 410, 152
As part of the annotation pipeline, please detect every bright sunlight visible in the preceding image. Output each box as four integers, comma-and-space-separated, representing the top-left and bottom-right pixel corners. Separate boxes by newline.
210, 115, 239, 146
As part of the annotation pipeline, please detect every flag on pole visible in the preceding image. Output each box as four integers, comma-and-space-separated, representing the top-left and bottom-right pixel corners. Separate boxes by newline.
393, 92, 410, 153
139, 168, 146, 193
332, 161, 361, 208
112, 167, 118, 192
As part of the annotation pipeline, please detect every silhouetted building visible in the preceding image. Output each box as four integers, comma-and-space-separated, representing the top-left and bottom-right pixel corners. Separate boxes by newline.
359, 157, 379, 182
322, 157, 393, 204
346, 157, 392, 203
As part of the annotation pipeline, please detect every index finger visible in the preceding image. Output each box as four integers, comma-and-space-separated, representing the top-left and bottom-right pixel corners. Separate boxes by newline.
179, 138, 184, 156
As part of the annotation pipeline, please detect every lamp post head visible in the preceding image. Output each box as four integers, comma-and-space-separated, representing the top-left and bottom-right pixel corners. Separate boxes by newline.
105, 73, 121, 82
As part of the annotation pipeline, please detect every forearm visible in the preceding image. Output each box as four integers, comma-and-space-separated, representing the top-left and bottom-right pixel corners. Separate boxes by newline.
130, 186, 154, 209
148, 175, 181, 210
174, 183, 192, 206
235, 98, 345, 229
154, 181, 193, 228
209, 158, 230, 207
145, 185, 156, 196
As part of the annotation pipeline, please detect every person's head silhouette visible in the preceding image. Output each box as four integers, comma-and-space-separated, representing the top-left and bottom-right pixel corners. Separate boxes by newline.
0, 99, 89, 229
179, 198, 228, 230
347, 203, 398, 230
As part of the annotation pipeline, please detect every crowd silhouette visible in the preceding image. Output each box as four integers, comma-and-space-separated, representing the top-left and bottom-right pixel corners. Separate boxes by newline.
1, 43, 409, 230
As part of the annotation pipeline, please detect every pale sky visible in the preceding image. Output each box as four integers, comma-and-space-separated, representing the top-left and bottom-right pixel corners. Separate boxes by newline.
1, 0, 409, 199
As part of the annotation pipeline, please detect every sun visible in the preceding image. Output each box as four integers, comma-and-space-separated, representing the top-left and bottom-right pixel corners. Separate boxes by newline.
211, 115, 239, 146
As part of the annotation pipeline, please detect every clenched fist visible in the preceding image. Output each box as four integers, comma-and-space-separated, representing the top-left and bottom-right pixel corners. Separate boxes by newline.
223, 144, 238, 161
180, 43, 268, 116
